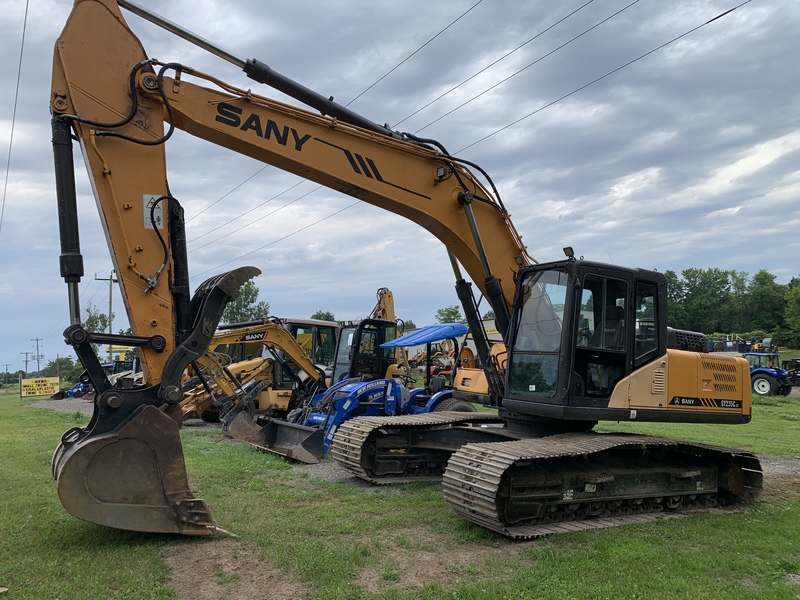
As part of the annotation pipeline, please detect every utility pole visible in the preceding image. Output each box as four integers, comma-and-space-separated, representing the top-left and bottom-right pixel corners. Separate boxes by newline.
2, 364, 9, 384
31, 337, 44, 374
20, 352, 30, 378
95, 270, 118, 363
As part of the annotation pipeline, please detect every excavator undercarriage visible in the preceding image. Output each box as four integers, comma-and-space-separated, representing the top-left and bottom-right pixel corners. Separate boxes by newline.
332, 413, 762, 538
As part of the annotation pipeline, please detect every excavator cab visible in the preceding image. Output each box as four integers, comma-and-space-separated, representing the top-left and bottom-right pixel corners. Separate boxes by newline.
502, 258, 751, 426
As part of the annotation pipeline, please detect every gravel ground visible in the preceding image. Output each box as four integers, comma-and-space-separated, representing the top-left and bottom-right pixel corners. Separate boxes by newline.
29, 396, 800, 477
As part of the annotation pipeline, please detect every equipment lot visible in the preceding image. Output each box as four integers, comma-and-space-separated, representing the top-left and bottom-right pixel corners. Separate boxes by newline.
1, 388, 796, 599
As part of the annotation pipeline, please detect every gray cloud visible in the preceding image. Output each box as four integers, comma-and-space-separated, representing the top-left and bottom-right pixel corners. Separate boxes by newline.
0, 0, 797, 373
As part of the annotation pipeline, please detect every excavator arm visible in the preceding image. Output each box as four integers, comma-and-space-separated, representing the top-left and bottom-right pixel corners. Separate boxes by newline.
178, 319, 328, 426
180, 319, 326, 439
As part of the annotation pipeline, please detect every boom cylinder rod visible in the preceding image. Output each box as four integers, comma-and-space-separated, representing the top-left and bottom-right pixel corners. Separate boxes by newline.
118, 0, 397, 138
119, 0, 244, 67
51, 117, 84, 325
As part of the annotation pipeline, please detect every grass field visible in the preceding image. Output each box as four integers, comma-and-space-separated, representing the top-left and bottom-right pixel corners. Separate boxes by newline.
1, 387, 799, 599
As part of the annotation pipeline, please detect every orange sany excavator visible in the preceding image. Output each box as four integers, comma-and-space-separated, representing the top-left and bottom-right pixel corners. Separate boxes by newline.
51, 0, 761, 538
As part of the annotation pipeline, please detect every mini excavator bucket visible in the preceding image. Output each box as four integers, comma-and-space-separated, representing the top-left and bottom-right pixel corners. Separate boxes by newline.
248, 420, 325, 464
52, 267, 260, 535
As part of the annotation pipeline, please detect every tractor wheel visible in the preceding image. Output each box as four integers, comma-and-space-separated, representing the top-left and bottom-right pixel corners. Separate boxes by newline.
433, 398, 477, 412
751, 374, 777, 396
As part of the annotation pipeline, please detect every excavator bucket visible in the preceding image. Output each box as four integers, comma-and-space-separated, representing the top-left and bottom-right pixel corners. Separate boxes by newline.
248, 420, 325, 464
53, 404, 218, 535
52, 267, 260, 535
221, 409, 263, 440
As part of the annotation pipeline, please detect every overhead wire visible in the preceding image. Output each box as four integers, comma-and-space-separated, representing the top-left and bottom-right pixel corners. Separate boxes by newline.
188, 1, 639, 268
192, 0, 754, 278
0, 0, 30, 240
185, 165, 270, 224
186, 0, 587, 253
345, 0, 485, 108
392, 0, 596, 128
412, 0, 642, 135
455, 0, 753, 153
189, 185, 319, 252
193, 200, 360, 277
187, 180, 305, 245
185, 0, 492, 251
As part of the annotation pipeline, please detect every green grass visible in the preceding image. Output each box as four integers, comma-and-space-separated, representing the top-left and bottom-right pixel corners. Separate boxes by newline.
0, 393, 176, 599
2, 389, 800, 599
597, 395, 800, 456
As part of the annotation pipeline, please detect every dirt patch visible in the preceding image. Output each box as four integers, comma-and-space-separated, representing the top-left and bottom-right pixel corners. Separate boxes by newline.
762, 473, 800, 500
30, 397, 95, 416
163, 538, 307, 600
352, 526, 531, 593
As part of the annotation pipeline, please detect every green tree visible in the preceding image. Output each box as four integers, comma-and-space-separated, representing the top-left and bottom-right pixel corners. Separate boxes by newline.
482, 309, 496, 320
221, 281, 269, 324
435, 305, 464, 323
747, 270, 787, 331
784, 285, 800, 346
84, 303, 111, 334
310, 310, 336, 321
41, 356, 84, 384
728, 270, 749, 333
680, 268, 731, 334
400, 319, 417, 332
84, 303, 112, 354
663, 270, 687, 329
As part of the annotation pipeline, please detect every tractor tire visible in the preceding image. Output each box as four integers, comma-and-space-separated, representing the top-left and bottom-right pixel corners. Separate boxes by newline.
751, 374, 777, 396
433, 398, 477, 412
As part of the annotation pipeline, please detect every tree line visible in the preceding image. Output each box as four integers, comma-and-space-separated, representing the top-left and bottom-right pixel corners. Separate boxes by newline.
8, 268, 796, 387
434, 268, 800, 348
665, 268, 800, 347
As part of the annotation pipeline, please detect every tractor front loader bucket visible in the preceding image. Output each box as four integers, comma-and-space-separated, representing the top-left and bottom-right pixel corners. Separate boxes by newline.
248, 420, 325, 464
221, 408, 263, 440
53, 403, 219, 535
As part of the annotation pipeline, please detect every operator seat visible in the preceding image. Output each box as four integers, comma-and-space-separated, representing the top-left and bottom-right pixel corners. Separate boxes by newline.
587, 305, 625, 395
588, 306, 625, 350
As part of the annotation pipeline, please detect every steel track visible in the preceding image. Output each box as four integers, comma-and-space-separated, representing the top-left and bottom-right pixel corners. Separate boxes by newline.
331, 415, 763, 538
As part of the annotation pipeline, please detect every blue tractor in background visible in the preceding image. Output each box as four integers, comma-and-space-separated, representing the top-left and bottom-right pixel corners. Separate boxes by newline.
249, 322, 476, 463
743, 352, 793, 396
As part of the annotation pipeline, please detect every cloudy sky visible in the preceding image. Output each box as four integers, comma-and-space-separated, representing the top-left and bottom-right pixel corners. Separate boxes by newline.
0, 0, 797, 375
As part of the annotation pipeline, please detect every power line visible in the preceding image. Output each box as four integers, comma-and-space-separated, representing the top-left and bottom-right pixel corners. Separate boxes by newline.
184, 1, 490, 243
345, 0, 485, 108
193, 199, 360, 278
191, 0, 754, 278
185, 0, 615, 258
0, 0, 30, 239
185, 165, 270, 224
412, 0, 642, 135
189, 184, 317, 252
456, 0, 753, 154
187, 180, 306, 246
393, 0, 596, 128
